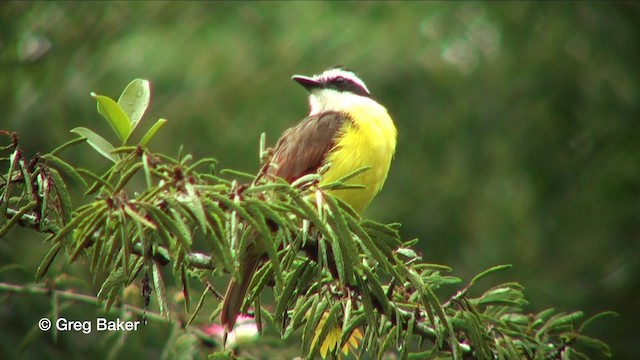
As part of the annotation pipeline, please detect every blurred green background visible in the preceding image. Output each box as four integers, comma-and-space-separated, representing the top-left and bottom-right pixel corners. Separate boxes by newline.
1, 1, 638, 359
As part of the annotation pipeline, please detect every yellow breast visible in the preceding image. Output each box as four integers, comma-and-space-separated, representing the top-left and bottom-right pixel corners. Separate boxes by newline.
321, 101, 397, 213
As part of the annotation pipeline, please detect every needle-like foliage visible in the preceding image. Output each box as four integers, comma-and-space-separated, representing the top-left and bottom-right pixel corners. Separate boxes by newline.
0, 80, 614, 359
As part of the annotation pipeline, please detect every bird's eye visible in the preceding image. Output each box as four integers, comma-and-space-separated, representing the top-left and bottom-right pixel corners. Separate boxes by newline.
334, 76, 346, 84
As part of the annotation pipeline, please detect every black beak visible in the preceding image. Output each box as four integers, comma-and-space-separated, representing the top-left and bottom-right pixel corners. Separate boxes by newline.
292, 75, 323, 91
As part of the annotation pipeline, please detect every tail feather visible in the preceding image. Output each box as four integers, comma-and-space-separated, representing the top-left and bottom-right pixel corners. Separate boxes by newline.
221, 256, 260, 332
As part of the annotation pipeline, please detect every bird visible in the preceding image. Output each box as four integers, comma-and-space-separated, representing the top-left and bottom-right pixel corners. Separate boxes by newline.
220, 66, 397, 332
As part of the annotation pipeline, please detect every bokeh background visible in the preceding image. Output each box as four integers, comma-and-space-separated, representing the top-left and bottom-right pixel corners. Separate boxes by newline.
1, 1, 638, 359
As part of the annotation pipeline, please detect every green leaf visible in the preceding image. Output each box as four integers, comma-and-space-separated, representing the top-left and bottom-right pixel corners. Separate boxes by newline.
124, 204, 157, 230
41, 153, 87, 188
545, 311, 584, 331
91, 92, 131, 143
245, 261, 274, 310
361, 265, 391, 313
181, 264, 190, 311
18, 154, 33, 201
0, 201, 36, 238
378, 325, 399, 360
573, 334, 612, 357
401, 310, 416, 359
354, 272, 376, 327
536, 308, 557, 322
536, 311, 584, 338
139, 118, 167, 147
347, 216, 402, 280
275, 261, 310, 323
403, 266, 451, 350
48, 203, 99, 245
186, 285, 209, 328
242, 182, 291, 195
578, 311, 617, 332
324, 194, 358, 284
71, 210, 107, 261
469, 264, 513, 287
213, 193, 282, 285
152, 261, 170, 317
461, 311, 491, 357
76, 167, 115, 196
96, 262, 126, 301
302, 296, 327, 355
35, 242, 62, 281
39, 174, 51, 223
49, 137, 87, 156
308, 300, 342, 359
117, 79, 150, 131
141, 204, 183, 253
141, 151, 153, 188
1, 150, 19, 217
209, 351, 235, 360
113, 162, 144, 193
360, 220, 403, 253
498, 334, 524, 360
220, 168, 258, 181
395, 247, 419, 259
564, 348, 590, 360
340, 311, 366, 354
46, 168, 73, 224
243, 198, 293, 233
70, 127, 117, 163
167, 206, 194, 251
182, 183, 208, 232
286, 293, 317, 338
477, 285, 527, 307
247, 207, 282, 288
329, 166, 371, 185
201, 201, 232, 271
98, 257, 143, 312
91, 216, 110, 275
106, 223, 125, 271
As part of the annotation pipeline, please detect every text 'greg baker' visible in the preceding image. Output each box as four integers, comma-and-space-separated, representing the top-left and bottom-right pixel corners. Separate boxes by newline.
96, 317, 141, 331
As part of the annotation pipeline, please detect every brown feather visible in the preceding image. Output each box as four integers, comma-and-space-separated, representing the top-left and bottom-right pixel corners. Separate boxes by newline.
268, 111, 350, 182
220, 253, 261, 331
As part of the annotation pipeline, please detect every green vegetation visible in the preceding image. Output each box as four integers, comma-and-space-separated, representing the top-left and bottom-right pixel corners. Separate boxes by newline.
1, 2, 637, 359
1, 77, 614, 359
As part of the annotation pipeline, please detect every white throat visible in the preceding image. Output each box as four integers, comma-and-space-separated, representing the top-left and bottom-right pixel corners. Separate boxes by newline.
308, 89, 381, 116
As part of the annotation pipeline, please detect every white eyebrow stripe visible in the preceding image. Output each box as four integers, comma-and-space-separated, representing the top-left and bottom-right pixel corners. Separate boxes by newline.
314, 68, 370, 95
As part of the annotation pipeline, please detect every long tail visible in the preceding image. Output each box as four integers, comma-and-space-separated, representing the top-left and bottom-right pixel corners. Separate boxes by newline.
220, 256, 260, 332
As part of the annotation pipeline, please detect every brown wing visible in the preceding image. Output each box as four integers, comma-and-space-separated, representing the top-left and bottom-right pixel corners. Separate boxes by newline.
267, 111, 349, 182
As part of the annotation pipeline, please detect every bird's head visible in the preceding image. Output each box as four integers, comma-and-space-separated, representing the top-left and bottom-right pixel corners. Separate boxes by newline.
292, 67, 373, 115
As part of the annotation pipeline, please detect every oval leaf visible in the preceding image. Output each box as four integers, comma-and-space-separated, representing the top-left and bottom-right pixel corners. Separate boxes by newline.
117, 79, 150, 131
140, 118, 167, 147
91, 92, 131, 143
70, 127, 117, 163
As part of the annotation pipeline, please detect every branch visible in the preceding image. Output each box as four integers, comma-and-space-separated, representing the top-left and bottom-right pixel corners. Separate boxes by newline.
3, 207, 59, 234
0, 281, 164, 321
3, 206, 216, 270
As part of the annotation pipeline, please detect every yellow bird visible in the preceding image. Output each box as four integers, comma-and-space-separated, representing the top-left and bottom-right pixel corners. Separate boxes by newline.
221, 67, 397, 331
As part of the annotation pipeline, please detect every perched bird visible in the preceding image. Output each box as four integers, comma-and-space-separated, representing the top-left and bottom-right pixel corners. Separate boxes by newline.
221, 67, 397, 331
